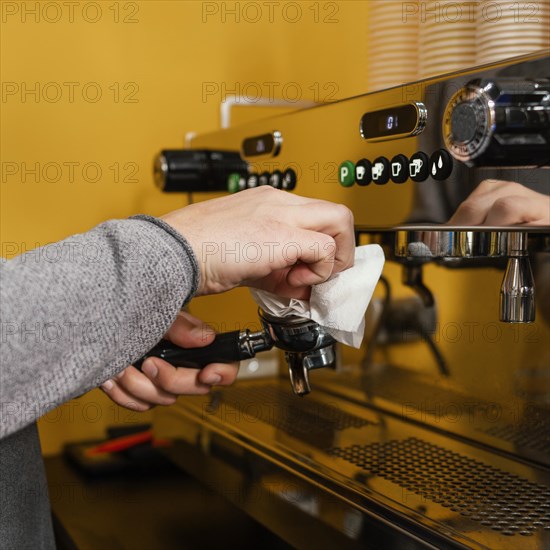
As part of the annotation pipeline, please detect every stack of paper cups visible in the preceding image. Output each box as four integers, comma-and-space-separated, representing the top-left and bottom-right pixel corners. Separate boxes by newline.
476, 0, 550, 65
418, 0, 477, 79
367, 0, 419, 92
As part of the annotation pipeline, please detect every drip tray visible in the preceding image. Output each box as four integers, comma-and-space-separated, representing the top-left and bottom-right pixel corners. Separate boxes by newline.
329, 437, 550, 537
157, 379, 550, 550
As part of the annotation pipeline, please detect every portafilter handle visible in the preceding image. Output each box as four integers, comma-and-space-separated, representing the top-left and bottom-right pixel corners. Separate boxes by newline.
134, 312, 337, 395
133, 329, 272, 370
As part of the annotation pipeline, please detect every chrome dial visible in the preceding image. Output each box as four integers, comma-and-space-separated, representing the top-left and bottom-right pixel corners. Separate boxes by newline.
443, 84, 495, 163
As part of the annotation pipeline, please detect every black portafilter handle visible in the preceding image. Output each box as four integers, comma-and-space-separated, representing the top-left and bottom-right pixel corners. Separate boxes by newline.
133, 330, 272, 370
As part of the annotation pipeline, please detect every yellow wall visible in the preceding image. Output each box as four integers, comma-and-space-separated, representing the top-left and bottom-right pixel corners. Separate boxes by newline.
1, 0, 371, 454
4, 2, 547, 456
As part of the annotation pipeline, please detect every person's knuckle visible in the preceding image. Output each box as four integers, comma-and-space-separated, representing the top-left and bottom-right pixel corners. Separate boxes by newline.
254, 185, 275, 196
493, 195, 519, 214
158, 377, 179, 394
455, 199, 481, 219
335, 203, 354, 225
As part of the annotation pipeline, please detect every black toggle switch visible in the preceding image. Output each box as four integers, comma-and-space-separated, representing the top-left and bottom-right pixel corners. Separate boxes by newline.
154, 150, 248, 193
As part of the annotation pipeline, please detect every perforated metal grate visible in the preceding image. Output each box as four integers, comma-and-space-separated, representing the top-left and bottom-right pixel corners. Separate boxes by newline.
482, 420, 550, 454
215, 384, 374, 437
329, 437, 550, 537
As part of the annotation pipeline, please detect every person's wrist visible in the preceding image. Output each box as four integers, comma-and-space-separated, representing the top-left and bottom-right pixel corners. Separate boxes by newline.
159, 213, 209, 295
130, 214, 202, 301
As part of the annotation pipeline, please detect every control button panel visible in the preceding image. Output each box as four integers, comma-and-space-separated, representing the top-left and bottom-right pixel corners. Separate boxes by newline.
337, 149, 454, 188
228, 166, 298, 193
228, 147, 455, 193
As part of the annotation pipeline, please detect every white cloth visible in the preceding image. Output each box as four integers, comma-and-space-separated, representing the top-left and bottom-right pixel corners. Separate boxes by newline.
250, 244, 385, 348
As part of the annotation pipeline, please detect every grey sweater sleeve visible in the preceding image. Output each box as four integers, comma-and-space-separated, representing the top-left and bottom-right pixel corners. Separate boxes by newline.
0, 216, 200, 439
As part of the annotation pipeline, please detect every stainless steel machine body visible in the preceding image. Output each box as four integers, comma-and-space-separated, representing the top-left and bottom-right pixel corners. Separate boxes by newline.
154, 51, 550, 549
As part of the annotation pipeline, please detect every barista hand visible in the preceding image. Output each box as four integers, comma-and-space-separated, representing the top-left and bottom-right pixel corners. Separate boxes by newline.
161, 186, 355, 299
101, 312, 237, 411
449, 179, 550, 225
102, 187, 354, 411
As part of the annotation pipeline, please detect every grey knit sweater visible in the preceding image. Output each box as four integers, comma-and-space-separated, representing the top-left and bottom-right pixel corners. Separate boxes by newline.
0, 216, 199, 549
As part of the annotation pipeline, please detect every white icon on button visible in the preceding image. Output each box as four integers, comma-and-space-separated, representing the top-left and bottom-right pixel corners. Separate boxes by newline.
391, 162, 402, 178
340, 166, 349, 181
372, 162, 384, 181
431, 155, 444, 176
356, 166, 366, 180
409, 158, 423, 177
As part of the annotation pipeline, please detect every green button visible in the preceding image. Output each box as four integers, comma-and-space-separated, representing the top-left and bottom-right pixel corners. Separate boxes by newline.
338, 161, 355, 187
227, 173, 241, 193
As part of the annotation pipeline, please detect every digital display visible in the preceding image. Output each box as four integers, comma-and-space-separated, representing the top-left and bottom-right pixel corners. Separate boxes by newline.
360, 104, 423, 141
242, 132, 282, 157
382, 115, 398, 132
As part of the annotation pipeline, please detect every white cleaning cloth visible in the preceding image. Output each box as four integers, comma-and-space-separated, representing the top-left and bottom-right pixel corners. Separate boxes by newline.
250, 244, 385, 348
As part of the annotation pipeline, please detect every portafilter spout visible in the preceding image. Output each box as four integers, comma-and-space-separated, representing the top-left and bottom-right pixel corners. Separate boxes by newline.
259, 310, 337, 396
134, 309, 337, 396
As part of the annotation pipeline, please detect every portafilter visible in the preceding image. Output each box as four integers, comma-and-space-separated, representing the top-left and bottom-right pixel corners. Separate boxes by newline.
134, 309, 336, 396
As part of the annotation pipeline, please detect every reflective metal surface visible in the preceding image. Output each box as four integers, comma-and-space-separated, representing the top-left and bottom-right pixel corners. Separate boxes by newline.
155, 52, 550, 549
156, 379, 550, 549
259, 310, 337, 396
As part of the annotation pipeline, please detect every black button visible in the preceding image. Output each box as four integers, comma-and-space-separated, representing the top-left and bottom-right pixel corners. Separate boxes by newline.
371, 156, 390, 185
282, 168, 297, 190
269, 170, 283, 188
355, 159, 372, 186
409, 152, 429, 182
258, 172, 270, 186
390, 154, 409, 184
247, 174, 259, 188
429, 149, 453, 180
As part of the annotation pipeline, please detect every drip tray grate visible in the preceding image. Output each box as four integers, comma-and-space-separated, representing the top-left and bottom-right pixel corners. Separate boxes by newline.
214, 384, 374, 437
329, 437, 550, 537
482, 421, 550, 454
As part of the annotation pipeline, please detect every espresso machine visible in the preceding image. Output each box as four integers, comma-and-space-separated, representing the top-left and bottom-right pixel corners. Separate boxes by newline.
149, 50, 550, 549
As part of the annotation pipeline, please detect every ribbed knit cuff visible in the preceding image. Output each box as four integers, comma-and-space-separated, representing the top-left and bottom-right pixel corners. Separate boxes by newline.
130, 214, 200, 306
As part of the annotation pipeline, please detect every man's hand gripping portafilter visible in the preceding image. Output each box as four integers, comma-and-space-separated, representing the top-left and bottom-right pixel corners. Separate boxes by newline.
134, 310, 336, 396
134, 245, 385, 396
